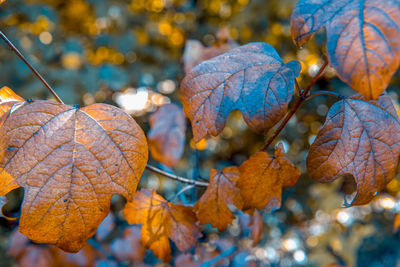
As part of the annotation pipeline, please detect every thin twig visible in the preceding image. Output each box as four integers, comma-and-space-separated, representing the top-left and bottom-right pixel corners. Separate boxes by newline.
261, 60, 329, 151
0, 30, 64, 104
168, 185, 195, 202
306, 90, 344, 100
146, 164, 209, 187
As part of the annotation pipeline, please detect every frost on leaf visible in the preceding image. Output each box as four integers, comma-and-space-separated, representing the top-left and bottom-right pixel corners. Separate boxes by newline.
180, 42, 301, 142
291, 0, 400, 99
237, 143, 300, 211
0, 100, 148, 252
123, 189, 201, 262
148, 103, 186, 168
194, 167, 243, 231
307, 93, 400, 206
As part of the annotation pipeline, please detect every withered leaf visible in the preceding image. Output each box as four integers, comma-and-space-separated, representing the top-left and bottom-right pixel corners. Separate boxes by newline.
0, 86, 24, 128
237, 144, 300, 211
180, 42, 301, 142
194, 167, 243, 231
148, 104, 186, 167
183, 27, 238, 73
123, 189, 201, 262
307, 93, 400, 206
0, 100, 148, 252
291, 0, 400, 99
249, 210, 263, 245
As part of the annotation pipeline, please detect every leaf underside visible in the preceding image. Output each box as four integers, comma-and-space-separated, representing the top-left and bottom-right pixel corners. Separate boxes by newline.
291, 0, 400, 99
0, 100, 148, 252
307, 93, 400, 205
180, 42, 301, 142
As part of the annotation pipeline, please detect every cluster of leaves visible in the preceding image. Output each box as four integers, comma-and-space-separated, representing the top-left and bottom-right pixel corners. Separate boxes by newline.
1, 0, 400, 263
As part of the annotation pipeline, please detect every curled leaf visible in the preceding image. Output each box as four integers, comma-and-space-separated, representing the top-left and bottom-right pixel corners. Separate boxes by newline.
194, 167, 243, 231
0, 86, 24, 128
237, 144, 300, 211
291, 0, 400, 99
0, 100, 148, 252
181, 42, 301, 142
307, 93, 400, 206
123, 189, 201, 262
148, 104, 186, 167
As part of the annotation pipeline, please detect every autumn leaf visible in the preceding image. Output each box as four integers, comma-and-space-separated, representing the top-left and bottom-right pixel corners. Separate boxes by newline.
0, 86, 24, 128
0, 0, 5, 5
0, 100, 148, 252
307, 93, 400, 206
180, 42, 301, 142
148, 103, 186, 167
394, 213, 400, 232
194, 167, 243, 231
123, 189, 201, 262
291, 0, 400, 99
237, 143, 300, 211
183, 27, 238, 73
248, 210, 263, 245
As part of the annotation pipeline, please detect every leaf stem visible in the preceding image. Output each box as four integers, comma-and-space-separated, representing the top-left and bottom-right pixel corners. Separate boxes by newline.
145, 164, 209, 187
261, 60, 329, 151
0, 30, 64, 104
306, 90, 344, 100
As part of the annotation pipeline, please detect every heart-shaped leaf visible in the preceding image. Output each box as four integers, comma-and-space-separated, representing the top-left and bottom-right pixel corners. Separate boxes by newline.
291, 0, 400, 99
0, 100, 148, 252
307, 93, 400, 205
180, 42, 301, 142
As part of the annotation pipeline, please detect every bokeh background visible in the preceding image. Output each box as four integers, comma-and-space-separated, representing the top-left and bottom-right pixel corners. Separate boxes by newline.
1, 0, 400, 266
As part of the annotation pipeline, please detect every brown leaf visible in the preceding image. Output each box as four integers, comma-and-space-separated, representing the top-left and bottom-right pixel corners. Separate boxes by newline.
0, 86, 24, 128
194, 167, 243, 231
237, 143, 300, 211
148, 104, 186, 167
180, 42, 301, 142
307, 93, 400, 206
183, 27, 238, 73
110, 226, 145, 262
123, 189, 201, 262
248, 210, 263, 245
0, 100, 148, 252
291, 0, 400, 99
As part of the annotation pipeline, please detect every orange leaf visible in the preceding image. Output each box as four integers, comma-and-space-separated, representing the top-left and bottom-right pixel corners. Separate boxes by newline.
194, 167, 243, 231
123, 189, 201, 262
0, 100, 148, 252
307, 93, 400, 206
148, 104, 186, 167
248, 210, 263, 245
237, 143, 300, 211
0, 86, 24, 128
291, 0, 400, 99
181, 42, 301, 142
394, 213, 400, 232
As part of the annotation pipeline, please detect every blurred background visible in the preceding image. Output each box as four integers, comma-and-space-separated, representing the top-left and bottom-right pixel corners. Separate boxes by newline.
1, 0, 400, 266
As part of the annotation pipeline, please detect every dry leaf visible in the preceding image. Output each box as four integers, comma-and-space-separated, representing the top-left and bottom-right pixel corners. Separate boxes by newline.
148, 104, 186, 167
249, 210, 263, 245
181, 42, 301, 142
123, 189, 201, 262
0, 86, 24, 128
237, 143, 300, 211
307, 93, 400, 206
0, 100, 148, 252
194, 167, 243, 231
291, 0, 400, 99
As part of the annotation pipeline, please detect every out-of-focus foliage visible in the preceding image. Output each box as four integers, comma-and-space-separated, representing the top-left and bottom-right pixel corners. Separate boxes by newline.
1, 0, 400, 266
